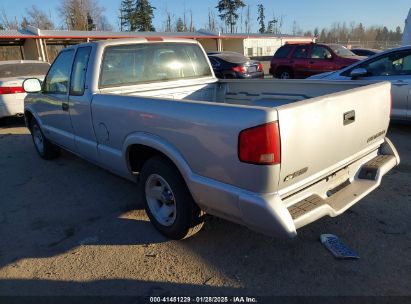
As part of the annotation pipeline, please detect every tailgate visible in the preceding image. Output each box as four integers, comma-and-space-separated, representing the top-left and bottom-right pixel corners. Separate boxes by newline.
277, 82, 391, 193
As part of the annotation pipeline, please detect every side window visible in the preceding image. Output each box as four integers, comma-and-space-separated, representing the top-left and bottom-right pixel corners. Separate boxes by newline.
209, 57, 220, 68
274, 46, 292, 58
43, 50, 74, 94
70, 47, 92, 96
311, 46, 332, 59
293, 46, 309, 59
357, 51, 411, 77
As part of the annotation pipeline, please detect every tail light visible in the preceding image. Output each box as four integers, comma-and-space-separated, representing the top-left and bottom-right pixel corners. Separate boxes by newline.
0, 87, 25, 94
257, 63, 263, 71
238, 122, 281, 165
232, 66, 247, 74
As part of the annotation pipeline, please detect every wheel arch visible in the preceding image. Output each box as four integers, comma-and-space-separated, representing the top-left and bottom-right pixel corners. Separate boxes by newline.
124, 132, 193, 183
24, 107, 43, 132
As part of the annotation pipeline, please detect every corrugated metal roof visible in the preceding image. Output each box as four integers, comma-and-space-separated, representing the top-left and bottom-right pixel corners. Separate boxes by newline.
0, 29, 36, 38
0, 28, 314, 40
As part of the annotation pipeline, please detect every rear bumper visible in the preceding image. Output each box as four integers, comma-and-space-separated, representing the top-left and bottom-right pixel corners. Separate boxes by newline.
0, 95, 25, 118
188, 138, 399, 238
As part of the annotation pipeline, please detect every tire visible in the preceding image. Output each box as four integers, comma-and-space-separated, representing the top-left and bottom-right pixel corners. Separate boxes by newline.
276, 68, 294, 79
30, 119, 60, 160
139, 156, 205, 239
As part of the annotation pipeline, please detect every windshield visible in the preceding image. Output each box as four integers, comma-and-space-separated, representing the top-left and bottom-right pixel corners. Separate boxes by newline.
328, 45, 356, 57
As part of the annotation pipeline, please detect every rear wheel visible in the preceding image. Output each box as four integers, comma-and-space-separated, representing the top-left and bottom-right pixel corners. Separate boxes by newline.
140, 156, 204, 239
276, 68, 294, 79
30, 119, 60, 160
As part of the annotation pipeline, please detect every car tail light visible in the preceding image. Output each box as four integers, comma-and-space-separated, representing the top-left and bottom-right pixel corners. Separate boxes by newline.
232, 66, 247, 74
238, 122, 281, 165
0, 87, 25, 94
257, 63, 263, 71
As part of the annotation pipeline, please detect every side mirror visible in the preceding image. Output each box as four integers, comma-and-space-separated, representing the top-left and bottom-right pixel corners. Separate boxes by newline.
23, 78, 42, 93
350, 68, 367, 79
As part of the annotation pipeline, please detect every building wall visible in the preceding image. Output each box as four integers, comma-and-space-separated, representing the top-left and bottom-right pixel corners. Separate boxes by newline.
198, 39, 218, 53
221, 39, 244, 54
22, 39, 41, 60
244, 38, 282, 57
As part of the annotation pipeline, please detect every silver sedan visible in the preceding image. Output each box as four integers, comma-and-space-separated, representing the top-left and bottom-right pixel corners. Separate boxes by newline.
309, 46, 411, 121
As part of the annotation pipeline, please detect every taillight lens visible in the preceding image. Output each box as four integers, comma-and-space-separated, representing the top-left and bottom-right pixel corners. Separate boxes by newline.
238, 122, 281, 165
0, 87, 25, 94
257, 63, 263, 71
232, 66, 247, 74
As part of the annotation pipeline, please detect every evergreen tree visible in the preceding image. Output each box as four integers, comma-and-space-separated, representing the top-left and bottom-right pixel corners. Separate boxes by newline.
87, 12, 96, 30
120, 0, 136, 31
176, 17, 185, 32
135, 0, 156, 31
257, 4, 265, 34
314, 28, 319, 37
216, 0, 245, 33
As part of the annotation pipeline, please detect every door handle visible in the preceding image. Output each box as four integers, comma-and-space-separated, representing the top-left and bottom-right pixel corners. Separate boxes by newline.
343, 110, 355, 126
309, 61, 315, 64
62, 102, 69, 111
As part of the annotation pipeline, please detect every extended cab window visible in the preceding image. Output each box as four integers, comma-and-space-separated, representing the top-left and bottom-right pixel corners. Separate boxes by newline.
293, 46, 309, 59
100, 43, 212, 87
70, 47, 92, 96
43, 50, 74, 94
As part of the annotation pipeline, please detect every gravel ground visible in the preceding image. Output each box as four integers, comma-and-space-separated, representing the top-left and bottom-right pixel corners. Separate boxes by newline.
0, 117, 410, 297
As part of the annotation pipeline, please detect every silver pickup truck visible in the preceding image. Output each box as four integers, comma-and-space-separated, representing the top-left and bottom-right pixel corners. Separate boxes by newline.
23, 38, 400, 239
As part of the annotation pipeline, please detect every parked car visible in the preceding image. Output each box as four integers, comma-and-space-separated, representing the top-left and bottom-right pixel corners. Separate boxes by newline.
269, 43, 365, 79
23, 38, 398, 240
207, 52, 264, 79
351, 48, 381, 57
0, 60, 50, 118
308, 45, 411, 121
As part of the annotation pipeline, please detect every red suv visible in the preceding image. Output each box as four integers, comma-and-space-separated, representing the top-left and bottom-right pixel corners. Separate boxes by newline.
269, 43, 364, 79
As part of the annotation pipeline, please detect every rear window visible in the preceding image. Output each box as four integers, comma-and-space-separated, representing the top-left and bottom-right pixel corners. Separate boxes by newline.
100, 43, 212, 87
0, 62, 50, 78
274, 46, 292, 58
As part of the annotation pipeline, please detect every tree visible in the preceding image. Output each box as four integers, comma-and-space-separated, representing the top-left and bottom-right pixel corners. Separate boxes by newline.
176, 17, 185, 32
87, 12, 95, 31
0, 9, 19, 30
216, 0, 245, 33
244, 5, 251, 33
21, 17, 29, 29
257, 4, 265, 34
58, 0, 109, 31
314, 28, 319, 37
135, 0, 156, 31
267, 19, 278, 34
164, 9, 173, 32
24, 6, 54, 29
207, 10, 217, 32
119, 0, 136, 31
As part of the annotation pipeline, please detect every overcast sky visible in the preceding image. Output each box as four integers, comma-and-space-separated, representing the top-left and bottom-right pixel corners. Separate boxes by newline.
2, 0, 410, 33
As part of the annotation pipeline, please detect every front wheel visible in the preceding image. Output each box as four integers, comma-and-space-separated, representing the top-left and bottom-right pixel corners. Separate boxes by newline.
30, 119, 60, 160
139, 156, 204, 239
